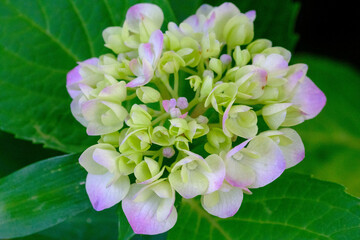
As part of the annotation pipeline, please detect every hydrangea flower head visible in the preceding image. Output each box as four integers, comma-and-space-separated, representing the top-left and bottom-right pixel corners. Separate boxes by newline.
66, 2, 326, 235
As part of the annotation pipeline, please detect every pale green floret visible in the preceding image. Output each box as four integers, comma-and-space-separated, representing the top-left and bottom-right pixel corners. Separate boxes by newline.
225, 105, 258, 138
261, 47, 291, 63
119, 128, 151, 153
209, 58, 223, 77
136, 87, 161, 103
199, 71, 214, 100
102, 26, 134, 54
246, 39, 272, 57
151, 126, 175, 146
159, 51, 186, 74
134, 157, 163, 183
205, 82, 237, 113
175, 136, 190, 151
262, 103, 293, 129
98, 131, 121, 147
186, 75, 202, 91
126, 104, 152, 128
224, 14, 254, 49
233, 46, 250, 67
204, 128, 232, 154
117, 152, 142, 175
98, 54, 132, 79
169, 118, 189, 136
201, 33, 221, 59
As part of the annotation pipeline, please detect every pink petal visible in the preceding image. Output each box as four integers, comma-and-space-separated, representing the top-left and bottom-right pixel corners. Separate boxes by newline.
139, 43, 154, 64
149, 30, 164, 64
291, 77, 326, 119
86, 173, 130, 211
66, 58, 98, 98
245, 10, 256, 22
122, 183, 177, 235
177, 97, 188, 109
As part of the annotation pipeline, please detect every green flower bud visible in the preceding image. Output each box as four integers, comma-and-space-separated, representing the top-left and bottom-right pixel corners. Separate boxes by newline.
233, 46, 250, 67
262, 47, 291, 63
186, 75, 202, 91
102, 26, 133, 54
178, 37, 201, 67
201, 32, 220, 59
98, 131, 121, 147
234, 66, 266, 100
97, 80, 127, 104
225, 105, 258, 138
134, 157, 163, 183
175, 136, 189, 151
169, 118, 189, 136
224, 14, 254, 49
209, 58, 223, 77
281, 106, 305, 127
98, 54, 132, 79
119, 128, 151, 153
136, 86, 161, 103
164, 31, 181, 51
159, 51, 186, 74
262, 103, 292, 130
246, 39, 272, 57
118, 152, 142, 175
205, 82, 237, 113
151, 126, 175, 146
185, 118, 210, 141
126, 104, 152, 128
204, 128, 232, 154
199, 71, 214, 101
257, 86, 280, 103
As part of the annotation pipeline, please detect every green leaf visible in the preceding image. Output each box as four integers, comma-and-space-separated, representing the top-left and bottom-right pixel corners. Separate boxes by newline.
0, 154, 90, 238
168, 172, 360, 240
18, 207, 118, 240
0, 0, 177, 153
204, 0, 300, 51
290, 54, 360, 197
0, 131, 61, 178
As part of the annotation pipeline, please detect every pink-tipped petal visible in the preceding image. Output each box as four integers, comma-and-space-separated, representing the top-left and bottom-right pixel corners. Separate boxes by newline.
126, 3, 164, 33
149, 30, 164, 63
226, 138, 252, 159
291, 77, 326, 119
245, 10, 256, 22
122, 184, 177, 235
201, 182, 243, 218
86, 173, 130, 211
139, 43, 154, 64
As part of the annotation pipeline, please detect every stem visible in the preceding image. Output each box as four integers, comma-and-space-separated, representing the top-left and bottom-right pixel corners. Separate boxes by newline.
181, 67, 198, 75
187, 90, 200, 111
158, 153, 164, 167
154, 78, 171, 100
152, 113, 170, 125
190, 102, 209, 118
174, 71, 179, 98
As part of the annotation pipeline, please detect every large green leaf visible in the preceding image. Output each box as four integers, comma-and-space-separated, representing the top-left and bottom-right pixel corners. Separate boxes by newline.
0, 0, 176, 153
18, 207, 118, 240
0, 154, 90, 238
204, 0, 300, 51
290, 54, 360, 197
168, 172, 360, 240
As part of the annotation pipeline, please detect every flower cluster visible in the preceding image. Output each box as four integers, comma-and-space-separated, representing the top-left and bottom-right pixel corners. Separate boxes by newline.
66, 2, 326, 235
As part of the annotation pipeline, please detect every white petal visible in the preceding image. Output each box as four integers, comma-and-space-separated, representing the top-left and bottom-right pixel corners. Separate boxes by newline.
201, 182, 243, 218
86, 173, 130, 211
